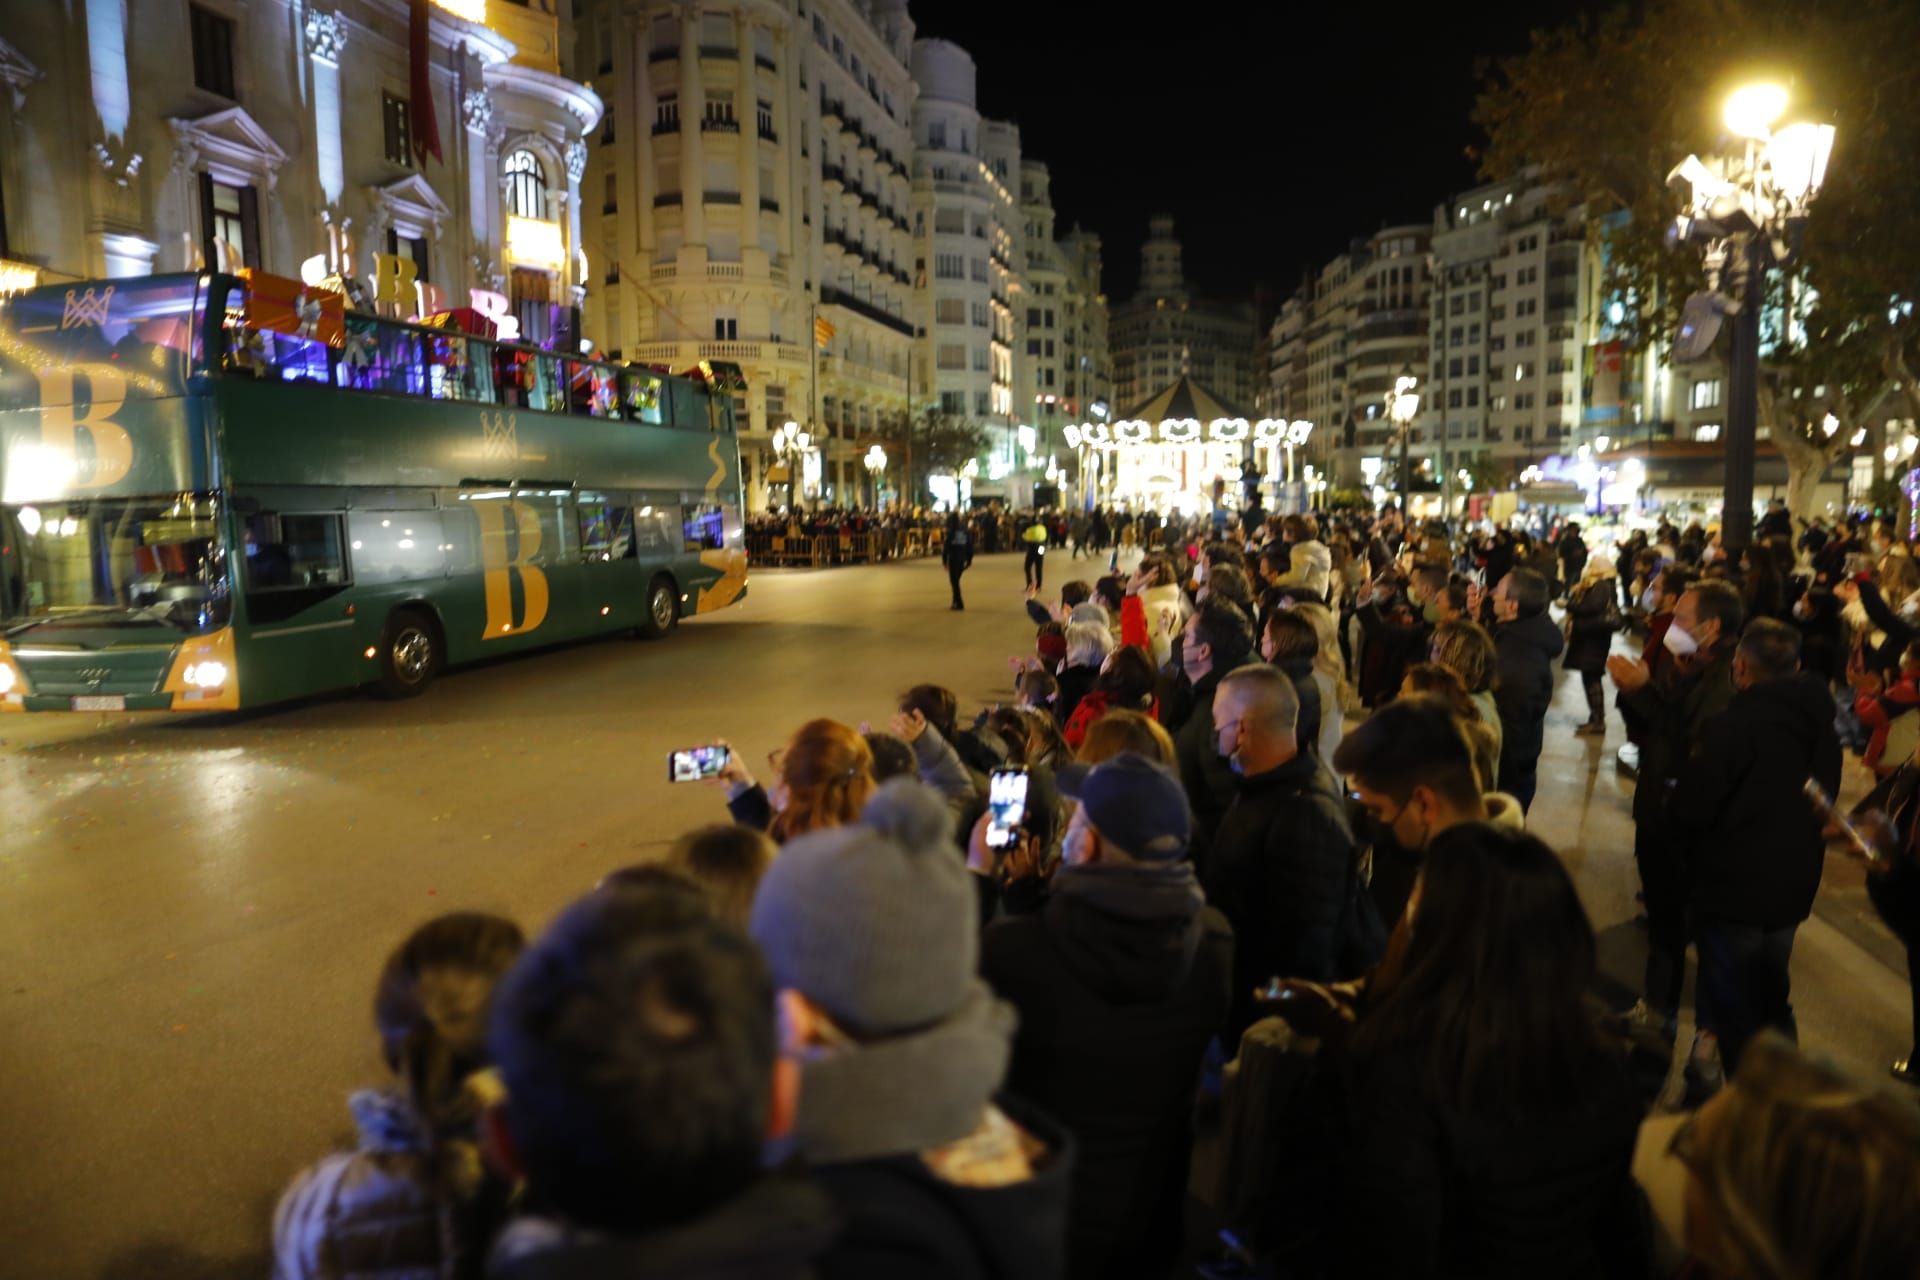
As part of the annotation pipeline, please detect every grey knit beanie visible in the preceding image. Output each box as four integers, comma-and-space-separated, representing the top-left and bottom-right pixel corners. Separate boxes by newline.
749, 778, 977, 1036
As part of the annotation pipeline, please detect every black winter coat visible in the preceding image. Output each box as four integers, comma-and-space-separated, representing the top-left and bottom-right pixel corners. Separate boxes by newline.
1492, 611, 1565, 791
810, 1096, 1074, 1280
1204, 752, 1358, 1034
1563, 581, 1618, 676
1328, 1046, 1646, 1280
487, 1177, 840, 1280
980, 881, 1232, 1280
1172, 667, 1243, 872
1669, 673, 1842, 930
1618, 650, 1737, 829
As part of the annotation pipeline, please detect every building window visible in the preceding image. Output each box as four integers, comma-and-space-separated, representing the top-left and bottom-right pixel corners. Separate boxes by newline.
1695, 423, 1723, 442
971, 301, 988, 327
937, 344, 965, 370
655, 94, 679, 134
975, 391, 990, 416
940, 390, 965, 415
603, 172, 617, 214
504, 149, 548, 220
928, 121, 946, 149
969, 258, 987, 282
702, 97, 737, 131
714, 317, 737, 340
756, 100, 774, 139
1691, 378, 1723, 409
971, 346, 989, 372
190, 4, 237, 99
934, 253, 963, 280
386, 228, 429, 283
935, 298, 965, 324
382, 92, 413, 168
200, 173, 259, 269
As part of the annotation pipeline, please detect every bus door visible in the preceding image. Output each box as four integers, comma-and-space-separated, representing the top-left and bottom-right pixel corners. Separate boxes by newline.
575, 492, 641, 628
237, 509, 359, 704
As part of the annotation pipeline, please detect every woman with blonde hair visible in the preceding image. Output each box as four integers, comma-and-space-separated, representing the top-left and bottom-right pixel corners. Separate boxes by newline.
1667, 1032, 1920, 1280
1076, 708, 1176, 768
717, 718, 876, 843
1289, 601, 1358, 721
1430, 618, 1502, 779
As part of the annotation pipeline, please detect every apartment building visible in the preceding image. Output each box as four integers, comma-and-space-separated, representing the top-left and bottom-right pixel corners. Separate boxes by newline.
578, 0, 918, 509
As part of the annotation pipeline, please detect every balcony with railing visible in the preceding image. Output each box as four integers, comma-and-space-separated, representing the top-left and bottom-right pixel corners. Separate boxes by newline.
701, 116, 740, 134
699, 44, 737, 60
821, 286, 916, 339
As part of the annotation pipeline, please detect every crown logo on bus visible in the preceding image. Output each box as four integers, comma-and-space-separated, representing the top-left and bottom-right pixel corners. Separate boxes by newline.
480, 409, 519, 461
60, 286, 115, 330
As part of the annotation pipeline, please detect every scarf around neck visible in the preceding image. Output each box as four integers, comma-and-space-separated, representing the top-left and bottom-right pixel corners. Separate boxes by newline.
787, 981, 1015, 1166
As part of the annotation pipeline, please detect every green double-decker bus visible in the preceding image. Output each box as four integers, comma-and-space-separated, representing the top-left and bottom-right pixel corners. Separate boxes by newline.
0, 272, 747, 713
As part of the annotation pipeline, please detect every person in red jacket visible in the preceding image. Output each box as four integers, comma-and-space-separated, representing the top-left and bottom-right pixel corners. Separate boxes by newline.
1856, 640, 1920, 777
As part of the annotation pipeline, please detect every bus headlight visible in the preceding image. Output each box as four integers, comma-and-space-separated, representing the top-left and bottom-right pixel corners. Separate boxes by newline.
182, 661, 229, 689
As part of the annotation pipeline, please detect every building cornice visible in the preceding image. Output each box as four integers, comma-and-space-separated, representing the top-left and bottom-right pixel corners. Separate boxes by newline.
485, 62, 604, 135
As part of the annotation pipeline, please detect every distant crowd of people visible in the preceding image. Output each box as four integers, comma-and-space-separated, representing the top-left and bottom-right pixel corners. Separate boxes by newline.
270, 502, 1920, 1280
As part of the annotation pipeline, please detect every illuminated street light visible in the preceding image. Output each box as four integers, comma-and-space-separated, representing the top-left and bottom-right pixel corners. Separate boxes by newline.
1387, 367, 1419, 510
1668, 80, 1835, 555
863, 444, 887, 511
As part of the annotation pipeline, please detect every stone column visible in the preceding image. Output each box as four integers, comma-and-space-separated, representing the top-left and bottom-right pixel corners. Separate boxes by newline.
564, 139, 588, 309
305, 9, 346, 209
734, 6, 758, 259
771, 23, 791, 260
678, 7, 705, 248
461, 88, 496, 291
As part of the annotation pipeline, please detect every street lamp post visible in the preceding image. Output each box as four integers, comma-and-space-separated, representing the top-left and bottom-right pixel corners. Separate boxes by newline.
1669, 82, 1835, 558
863, 444, 887, 511
774, 420, 813, 512
1387, 367, 1420, 516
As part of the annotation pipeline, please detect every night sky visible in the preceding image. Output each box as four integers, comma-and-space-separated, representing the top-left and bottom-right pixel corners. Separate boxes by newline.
909, 0, 1603, 316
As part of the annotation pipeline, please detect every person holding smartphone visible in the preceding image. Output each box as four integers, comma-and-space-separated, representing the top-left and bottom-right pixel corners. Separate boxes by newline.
979, 754, 1231, 1280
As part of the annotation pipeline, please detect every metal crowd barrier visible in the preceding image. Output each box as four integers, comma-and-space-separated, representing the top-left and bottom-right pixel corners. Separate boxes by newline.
745, 528, 946, 568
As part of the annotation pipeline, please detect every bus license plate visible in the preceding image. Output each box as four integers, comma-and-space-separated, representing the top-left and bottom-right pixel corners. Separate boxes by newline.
71, 696, 125, 712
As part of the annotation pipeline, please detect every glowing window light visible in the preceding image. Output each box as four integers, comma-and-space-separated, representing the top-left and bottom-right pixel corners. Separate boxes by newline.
505, 216, 566, 271
87, 0, 131, 144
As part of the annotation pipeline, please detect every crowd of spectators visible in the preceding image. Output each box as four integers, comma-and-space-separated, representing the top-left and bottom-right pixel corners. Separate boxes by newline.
270, 504, 1920, 1280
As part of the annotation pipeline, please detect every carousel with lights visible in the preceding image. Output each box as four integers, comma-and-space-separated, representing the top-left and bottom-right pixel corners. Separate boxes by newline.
1062, 376, 1315, 516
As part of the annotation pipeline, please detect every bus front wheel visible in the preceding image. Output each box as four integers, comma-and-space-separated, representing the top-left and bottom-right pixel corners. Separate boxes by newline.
638, 577, 680, 641
374, 608, 441, 698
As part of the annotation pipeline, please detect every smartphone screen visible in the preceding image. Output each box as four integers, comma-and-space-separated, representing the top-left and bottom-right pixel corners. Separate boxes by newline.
668, 745, 731, 783
985, 767, 1030, 850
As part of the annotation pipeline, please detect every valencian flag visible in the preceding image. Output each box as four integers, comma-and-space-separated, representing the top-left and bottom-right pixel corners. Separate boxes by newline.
814, 314, 836, 348
409, 0, 443, 166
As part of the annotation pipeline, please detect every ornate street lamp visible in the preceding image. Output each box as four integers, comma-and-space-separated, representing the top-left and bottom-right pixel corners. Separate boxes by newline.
774, 420, 813, 511
863, 443, 888, 510
1387, 367, 1421, 512
1669, 81, 1835, 555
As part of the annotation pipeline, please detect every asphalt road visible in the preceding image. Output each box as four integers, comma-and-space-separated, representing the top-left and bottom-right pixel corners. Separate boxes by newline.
1, 549, 1911, 1277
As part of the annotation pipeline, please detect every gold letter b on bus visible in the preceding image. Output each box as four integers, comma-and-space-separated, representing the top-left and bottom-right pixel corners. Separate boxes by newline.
475, 500, 550, 640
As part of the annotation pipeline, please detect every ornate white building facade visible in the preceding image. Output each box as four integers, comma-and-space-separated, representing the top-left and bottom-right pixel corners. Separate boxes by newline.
0, 0, 600, 341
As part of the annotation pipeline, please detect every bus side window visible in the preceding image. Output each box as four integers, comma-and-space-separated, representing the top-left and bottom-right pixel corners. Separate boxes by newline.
623, 370, 665, 425
577, 498, 636, 562
634, 502, 676, 554
681, 502, 723, 552
526, 354, 562, 413
243, 513, 349, 590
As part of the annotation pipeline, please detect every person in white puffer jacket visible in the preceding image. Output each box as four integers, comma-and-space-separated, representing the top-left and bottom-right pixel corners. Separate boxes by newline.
1271, 513, 1331, 601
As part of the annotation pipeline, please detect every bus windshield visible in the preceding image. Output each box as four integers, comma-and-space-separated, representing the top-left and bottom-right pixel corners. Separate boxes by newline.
1, 495, 231, 637
0, 275, 207, 407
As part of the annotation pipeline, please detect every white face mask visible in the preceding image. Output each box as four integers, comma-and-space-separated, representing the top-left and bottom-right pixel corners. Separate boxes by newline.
1662, 623, 1699, 658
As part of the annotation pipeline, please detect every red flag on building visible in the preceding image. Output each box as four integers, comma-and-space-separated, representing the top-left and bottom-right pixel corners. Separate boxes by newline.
409, 0, 443, 166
